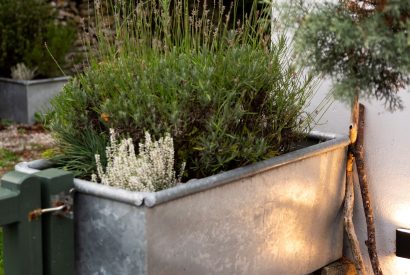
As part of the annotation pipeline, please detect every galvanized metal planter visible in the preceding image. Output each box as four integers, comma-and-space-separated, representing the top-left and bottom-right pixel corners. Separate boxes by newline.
16, 131, 350, 275
0, 76, 69, 124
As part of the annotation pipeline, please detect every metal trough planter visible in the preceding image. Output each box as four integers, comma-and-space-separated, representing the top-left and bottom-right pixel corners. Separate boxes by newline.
0, 76, 69, 124
16, 131, 350, 275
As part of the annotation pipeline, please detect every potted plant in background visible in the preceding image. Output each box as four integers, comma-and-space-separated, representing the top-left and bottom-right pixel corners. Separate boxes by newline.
14, 0, 350, 274
0, 0, 75, 124
278, 0, 410, 274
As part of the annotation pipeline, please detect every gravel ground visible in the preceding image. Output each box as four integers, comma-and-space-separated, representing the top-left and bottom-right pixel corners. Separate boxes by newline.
0, 124, 55, 176
0, 124, 54, 273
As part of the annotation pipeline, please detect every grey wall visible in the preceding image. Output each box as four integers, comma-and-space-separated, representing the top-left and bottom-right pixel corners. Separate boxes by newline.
308, 79, 410, 275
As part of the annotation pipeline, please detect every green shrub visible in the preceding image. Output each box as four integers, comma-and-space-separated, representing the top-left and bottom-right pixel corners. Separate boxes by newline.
47, 0, 323, 180
280, 0, 410, 111
0, 0, 75, 78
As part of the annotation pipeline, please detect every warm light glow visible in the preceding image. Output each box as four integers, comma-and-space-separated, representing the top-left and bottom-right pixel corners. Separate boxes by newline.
384, 254, 410, 274
390, 204, 410, 229
283, 238, 307, 254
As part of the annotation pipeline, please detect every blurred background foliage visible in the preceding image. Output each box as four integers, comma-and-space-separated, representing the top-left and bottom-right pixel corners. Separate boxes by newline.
0, 0, 76, 78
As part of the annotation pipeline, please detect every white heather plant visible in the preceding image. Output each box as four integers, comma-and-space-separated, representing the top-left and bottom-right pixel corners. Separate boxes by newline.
92, 129, 184, 192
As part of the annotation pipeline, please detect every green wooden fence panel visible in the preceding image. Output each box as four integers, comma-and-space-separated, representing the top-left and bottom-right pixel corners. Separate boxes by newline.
0, 171, 43, 275
0, 168, 74, 275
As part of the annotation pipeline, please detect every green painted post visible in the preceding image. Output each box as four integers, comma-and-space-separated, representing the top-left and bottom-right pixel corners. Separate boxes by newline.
0, 168, 75, 275
0, 171, 43, 275
35, 169, 74, 275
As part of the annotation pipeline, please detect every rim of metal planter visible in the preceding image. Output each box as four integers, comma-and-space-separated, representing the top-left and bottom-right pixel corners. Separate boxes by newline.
0, 76, 70, 85
15, 131, 349, 208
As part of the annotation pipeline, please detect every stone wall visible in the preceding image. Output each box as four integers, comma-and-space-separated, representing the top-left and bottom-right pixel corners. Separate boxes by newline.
49, 0, 99, 73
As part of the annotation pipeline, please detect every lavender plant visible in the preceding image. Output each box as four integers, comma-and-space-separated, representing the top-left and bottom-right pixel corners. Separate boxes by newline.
47, 0, 325, 180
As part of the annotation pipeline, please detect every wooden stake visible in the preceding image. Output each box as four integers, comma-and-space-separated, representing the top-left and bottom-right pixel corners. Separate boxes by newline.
344, 152, 367, 275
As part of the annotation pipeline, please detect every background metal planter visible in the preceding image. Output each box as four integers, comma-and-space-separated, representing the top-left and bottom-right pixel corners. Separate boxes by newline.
0, 76, 69, 124
17, 131, 350, 275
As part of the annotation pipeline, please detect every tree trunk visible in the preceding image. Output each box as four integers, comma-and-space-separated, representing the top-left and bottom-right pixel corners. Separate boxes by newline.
344, 96, 367, 274
352, 104, 383, 275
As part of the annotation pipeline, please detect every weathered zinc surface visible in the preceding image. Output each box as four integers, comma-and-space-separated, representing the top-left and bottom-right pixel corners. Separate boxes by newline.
0, 77, 68, 124
71, 132, 349, 275
75, 194, 148, 274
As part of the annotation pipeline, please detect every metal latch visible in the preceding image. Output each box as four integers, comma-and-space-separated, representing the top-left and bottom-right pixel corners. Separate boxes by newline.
28, 189, 74, 221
